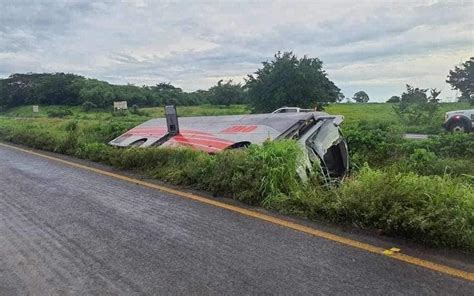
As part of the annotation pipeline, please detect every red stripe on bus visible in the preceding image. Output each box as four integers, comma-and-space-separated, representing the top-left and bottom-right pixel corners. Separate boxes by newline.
172, 135, 232, 149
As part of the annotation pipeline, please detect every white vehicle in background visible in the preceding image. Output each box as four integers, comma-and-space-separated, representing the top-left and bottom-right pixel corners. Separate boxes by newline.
272, 107, 315, 113
443, 109, 474, 132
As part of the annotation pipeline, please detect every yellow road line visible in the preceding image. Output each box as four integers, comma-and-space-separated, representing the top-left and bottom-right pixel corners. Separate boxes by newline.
1, 142, 473, 282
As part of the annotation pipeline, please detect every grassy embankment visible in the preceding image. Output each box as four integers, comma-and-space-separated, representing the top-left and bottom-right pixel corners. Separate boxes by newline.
0, 104, 249, 121
3, 102, 469, 133
0, 103, 473, 251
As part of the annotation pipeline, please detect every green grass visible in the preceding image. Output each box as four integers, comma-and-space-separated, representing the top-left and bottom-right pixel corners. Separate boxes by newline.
327, 102, 471, 133
0, 104, 250, 121
326, 103, 399, 123
2, 102, 470, 135
0, 115, 473, 251
326, 102, 470, 123
144, 104, 250, 117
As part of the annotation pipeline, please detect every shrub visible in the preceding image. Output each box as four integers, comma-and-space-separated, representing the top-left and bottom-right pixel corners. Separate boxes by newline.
427, 133, 474, 158
112, 109, 128, 117
393, 85, 441, 126
80, 120, 137, 143
1, 122, 63, 151
402, 133, 474, 159
47, 109, 73, 118
76, 142, 110, 162
342, 120, 404, 167
404, 124, 442, 135
203, 141, 302, 204
82, 101, 97, 112
57, 120, 80, 154
394, 149, 474, 181
262, 166, 474, 250
334, 167, 474, 249
129, 104, 147, 116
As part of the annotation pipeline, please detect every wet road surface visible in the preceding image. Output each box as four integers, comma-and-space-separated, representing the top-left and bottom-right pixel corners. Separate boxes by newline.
0, 145, 472, 295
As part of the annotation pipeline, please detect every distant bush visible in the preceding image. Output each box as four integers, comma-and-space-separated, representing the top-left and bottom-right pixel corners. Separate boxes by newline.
386, 96, 400, 103
393, 149, 474, 182
129, 104, 148, 116
112, 109, 128, 117
402, 133, 474, 159
47, 109, 73, 118
393, 85, 441, 126
82, 101, 97, 112
80, 120, 137, 143
427, 133, 474, 158
404, 126, 441, 134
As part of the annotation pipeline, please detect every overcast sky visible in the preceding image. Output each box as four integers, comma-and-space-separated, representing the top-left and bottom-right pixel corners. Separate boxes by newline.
1, 0, 473, 101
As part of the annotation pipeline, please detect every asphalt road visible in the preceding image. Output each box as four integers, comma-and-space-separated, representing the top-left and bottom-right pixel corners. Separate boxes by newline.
0, 145, 472, 295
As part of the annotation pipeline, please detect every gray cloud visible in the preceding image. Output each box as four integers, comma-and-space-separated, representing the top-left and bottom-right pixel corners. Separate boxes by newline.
0, 0, 473, 101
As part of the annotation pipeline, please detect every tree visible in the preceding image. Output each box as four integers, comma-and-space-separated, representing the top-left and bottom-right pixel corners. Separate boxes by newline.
446, 57, 474, 105
352, 91, 369, 103
245, 51, 341, 113
393, 85, 440, 125
82, 101, 97, 112
79, 79, 115, 108
0, 73, 84, 107
114, 84, 147, 106
186, 89, 210, 105
387, 95, 400, 103
337, 93, 345, 103
208, 80, 246, 106
151, 83, 186, 106
35, 73, 84, 105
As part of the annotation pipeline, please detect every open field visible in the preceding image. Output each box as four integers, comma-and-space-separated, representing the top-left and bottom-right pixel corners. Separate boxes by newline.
2, 102, 470, 133
0, 104, 250, 121
327, 102, 470, 122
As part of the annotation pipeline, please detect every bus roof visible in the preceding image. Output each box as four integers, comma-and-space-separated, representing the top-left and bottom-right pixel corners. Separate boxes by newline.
109, 112, 331, 152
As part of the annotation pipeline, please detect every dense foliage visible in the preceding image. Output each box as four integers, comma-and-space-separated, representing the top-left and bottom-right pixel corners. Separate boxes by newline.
352, 91, 370, 103
0, 52, 344, 112
393, 85, 440, 126
245, 52, 342, 112
343, 119, 474, 177
0, 73, 248, 108
207, 80, 247, 105
343, 120, 404, 167
446, 57, 474, 105
386, 95, 400, 103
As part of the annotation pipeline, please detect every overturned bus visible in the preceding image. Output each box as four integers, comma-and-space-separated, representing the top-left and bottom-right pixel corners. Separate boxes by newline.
109, 106, 349, 181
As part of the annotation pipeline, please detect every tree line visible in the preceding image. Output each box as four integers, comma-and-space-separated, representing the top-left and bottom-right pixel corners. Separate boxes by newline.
1, 52, 472, 112
0, 52, 343, 112
0, 74, 247, 109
